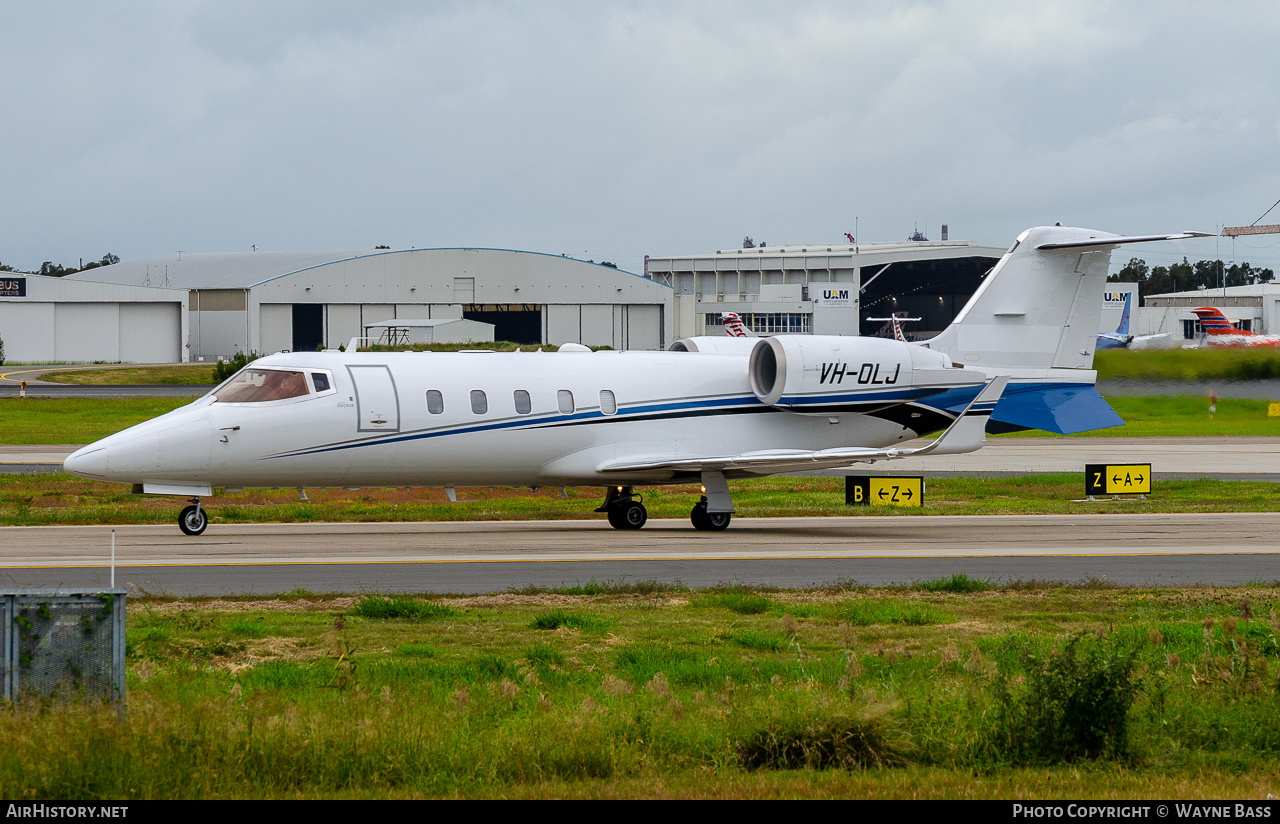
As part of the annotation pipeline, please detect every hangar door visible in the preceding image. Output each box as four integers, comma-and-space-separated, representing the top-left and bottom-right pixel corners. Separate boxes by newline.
463, 305, 541, 345
348, 365, 400, 432
293, 304, 323, 352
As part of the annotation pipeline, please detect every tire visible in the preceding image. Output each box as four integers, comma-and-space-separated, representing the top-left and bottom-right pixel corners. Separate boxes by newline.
705, 511, 731, 531
607, 506, 626, 529
179, 504, 208, 536
691, 502, 731, 531
690, 502, 710, 530
620, 501, 647, 530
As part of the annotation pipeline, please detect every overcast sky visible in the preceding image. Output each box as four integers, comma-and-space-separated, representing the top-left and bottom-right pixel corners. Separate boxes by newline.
4, 1, 1279, 275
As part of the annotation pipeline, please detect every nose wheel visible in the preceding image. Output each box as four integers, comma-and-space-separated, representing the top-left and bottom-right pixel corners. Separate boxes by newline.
178, 499, 208, 536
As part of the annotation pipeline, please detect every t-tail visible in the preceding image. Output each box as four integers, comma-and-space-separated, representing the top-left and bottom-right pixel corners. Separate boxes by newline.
921, 226, 1209, 433
926, 226, 1207, 370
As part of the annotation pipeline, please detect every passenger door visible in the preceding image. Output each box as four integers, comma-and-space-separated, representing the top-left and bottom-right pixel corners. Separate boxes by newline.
347, 365, 400, 432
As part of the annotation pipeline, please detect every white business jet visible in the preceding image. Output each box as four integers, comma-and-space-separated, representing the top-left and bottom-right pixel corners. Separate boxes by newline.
63, 225, 1206, 535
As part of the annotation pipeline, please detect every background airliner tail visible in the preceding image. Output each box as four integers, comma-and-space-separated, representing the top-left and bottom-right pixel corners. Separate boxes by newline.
1191, 306, 1245, 335
1115, 292, 1132, 336
925, 227, 1207, 370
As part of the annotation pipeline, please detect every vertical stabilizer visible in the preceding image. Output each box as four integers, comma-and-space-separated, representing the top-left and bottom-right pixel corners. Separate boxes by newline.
1115, 292, 1132, 336
926, 227, 1208, 369
926, 226, 1119, 369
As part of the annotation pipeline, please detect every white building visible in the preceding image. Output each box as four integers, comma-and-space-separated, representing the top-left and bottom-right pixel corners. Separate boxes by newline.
644, 236, 1007, 340
70, 248, 670, 361
0, 273, 187, 363
1141, 284, 1280, 339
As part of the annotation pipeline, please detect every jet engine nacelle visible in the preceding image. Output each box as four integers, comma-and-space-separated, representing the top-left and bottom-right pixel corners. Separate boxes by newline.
748, 335, 984, 408
668, 336, 760, 354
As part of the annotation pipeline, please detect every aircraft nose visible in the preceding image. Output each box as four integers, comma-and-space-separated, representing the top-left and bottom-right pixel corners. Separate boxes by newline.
63, 445, 109, 478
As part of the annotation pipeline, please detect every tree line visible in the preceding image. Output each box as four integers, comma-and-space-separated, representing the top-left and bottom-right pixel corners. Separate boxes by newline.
1109, 257, 1274, 298
0, 253, 120, 276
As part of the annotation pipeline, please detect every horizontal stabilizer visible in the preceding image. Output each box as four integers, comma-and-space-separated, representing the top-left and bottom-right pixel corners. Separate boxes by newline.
1036, 231, 1212, 251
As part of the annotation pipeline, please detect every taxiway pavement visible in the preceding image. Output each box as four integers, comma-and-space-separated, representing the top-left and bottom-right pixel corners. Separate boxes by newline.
2, 513, 1276, 594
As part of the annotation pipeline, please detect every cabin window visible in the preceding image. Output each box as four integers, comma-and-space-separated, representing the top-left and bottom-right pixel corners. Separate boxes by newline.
215, 368, 310, 403
470, 390, 488, 415
426, 390, 444, 415
557, 389, 574, 415
599, 389, 617, 415
311, 373, 330, 393
514, 389, 531, 415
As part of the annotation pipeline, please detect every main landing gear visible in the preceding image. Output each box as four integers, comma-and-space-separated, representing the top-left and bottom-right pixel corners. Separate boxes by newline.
178, 497, 208, 536
595, 486, 647, 530
690, 498, 731, 531
596, 483, 734, 531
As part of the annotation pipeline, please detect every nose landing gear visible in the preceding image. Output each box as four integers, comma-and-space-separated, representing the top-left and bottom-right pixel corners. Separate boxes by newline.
178, 498, 208, 536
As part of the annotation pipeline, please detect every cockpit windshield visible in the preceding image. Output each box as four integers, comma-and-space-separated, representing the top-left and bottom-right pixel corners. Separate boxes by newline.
215, 368, 310, 403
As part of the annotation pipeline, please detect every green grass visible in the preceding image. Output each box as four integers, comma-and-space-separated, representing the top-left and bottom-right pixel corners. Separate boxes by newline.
529, 609, 612, 631
0, 398, 192, 443
1002, 395, 1280, 438
1095, 347, 1280, 383
351, 594, 458, 620
3, 583, 1278, 798
7, 472, 1280, 527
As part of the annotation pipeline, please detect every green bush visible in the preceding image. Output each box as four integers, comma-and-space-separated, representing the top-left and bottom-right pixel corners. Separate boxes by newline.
211, 350, 261, 383
986, 635, 1142, 764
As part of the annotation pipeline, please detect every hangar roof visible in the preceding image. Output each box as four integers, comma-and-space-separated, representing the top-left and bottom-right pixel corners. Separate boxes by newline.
68, 248, 658, 291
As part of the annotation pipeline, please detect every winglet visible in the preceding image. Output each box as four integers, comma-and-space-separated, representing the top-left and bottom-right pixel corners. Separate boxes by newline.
911, 376, 1009, 456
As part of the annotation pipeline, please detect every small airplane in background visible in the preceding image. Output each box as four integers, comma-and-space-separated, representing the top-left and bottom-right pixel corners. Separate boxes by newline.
1190, 306, 1280, 347
866, 314, 922, 344
64, 225, 1207, 536
1096, 292, 1169, 350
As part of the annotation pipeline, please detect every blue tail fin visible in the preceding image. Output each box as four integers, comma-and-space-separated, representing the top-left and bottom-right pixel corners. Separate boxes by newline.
1114, 292, 1131, 336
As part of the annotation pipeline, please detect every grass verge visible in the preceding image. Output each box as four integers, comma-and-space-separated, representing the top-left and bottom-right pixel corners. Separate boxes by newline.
1095, 347, 1280, 383
3, 583, 1277, 798
38, 365, 217, 386
4, 473, 1280, 526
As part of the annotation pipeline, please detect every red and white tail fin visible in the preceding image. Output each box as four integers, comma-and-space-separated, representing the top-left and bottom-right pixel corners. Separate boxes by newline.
722, 313, 757, 337
1191, 306, 1249, 335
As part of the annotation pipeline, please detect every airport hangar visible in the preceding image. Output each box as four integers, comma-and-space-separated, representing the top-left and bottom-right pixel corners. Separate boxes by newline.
0, 273, 187, 363
66, 248, 672, 363
45, 231, 1131, 363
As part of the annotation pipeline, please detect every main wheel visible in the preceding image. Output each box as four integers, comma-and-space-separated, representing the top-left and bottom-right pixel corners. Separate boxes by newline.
691, 502, 731, 531
607, 506, 626, 529
619, 501, 647, 530
179, 504, 208, 536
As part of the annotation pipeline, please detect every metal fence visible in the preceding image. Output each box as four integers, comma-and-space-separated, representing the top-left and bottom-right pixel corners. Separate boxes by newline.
1, 588, 126, 710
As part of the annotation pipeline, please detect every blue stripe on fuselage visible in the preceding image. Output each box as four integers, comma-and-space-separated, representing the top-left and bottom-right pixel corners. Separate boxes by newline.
265, 381, 1121, 460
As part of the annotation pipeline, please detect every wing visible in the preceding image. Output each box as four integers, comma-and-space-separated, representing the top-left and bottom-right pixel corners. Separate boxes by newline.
600, 376, 1009, 476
